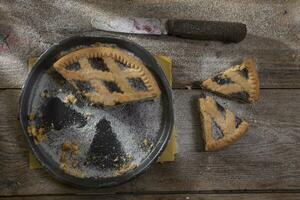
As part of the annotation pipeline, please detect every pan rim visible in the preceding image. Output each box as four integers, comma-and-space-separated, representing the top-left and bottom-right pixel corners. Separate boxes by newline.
19, 35, 174, 188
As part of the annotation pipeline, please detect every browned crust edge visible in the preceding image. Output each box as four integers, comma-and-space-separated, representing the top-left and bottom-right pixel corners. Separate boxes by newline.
198, 97, 249, 152
204, 121, 248, 151
243, 58, 260, 103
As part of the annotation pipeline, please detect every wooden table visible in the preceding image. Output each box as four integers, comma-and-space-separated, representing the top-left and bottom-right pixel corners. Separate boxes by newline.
1, 1, 300, 199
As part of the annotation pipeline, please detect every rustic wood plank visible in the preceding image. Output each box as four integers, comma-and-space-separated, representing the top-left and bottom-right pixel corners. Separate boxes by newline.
0, 0, 299, 89
1, 193, 300, 200
1, 89, 300, 196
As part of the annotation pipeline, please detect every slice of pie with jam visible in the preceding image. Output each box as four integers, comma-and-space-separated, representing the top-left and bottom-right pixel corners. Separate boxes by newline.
201, 59, 259, 103
198, 96, 248, 151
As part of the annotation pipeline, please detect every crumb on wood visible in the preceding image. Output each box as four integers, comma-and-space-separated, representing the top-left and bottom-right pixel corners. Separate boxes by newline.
63, 94, 77, 104
185, 85, 192, 90
291, 54, 300, 59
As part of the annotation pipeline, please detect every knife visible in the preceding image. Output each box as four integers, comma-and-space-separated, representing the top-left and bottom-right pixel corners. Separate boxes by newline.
91, 16, 247, 43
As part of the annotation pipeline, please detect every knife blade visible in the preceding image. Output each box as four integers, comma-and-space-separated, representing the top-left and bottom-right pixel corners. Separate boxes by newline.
91, 16, 247, 43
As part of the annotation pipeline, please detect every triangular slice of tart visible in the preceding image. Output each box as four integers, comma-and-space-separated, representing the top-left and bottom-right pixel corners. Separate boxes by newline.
201, 59, 259, 103
198, 96, 248, 151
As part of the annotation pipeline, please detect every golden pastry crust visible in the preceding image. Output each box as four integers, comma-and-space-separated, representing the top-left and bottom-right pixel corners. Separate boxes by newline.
53, 46, 161, 106
199, 96, 249, 151
244, 59, 260, 102
59, 142, 85, 178
201, 59, 259, 103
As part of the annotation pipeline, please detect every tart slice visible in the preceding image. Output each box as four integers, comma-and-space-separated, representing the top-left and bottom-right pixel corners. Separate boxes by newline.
198, 96, 248, 151
201, 59, 259, 103
53, 46, 161, 106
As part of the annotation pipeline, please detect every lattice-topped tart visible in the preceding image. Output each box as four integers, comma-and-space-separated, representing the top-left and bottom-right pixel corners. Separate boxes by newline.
198, 96, 248, 151
53, 46, 161, 106
201, 59, 259, 103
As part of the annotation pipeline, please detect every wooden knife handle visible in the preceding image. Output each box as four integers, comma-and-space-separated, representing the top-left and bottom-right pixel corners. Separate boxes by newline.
166, 19, 247, 43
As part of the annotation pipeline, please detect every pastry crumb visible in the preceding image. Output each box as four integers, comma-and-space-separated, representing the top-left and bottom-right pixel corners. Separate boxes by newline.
28, 113, 35, 121
143, 138, 153, 149
143, 138, 149, 146
62, 142, 78, 152
27, 125, 46, 144
126, 153, 133, 160
59, 142, 84, 177
115, 163, 138, 176
113, 157, 119, 162
40, 89, 49, 98
63, 94, 77, 104
84, 112, 92, 118
185, 85, 192, 90
27, 113, 46, 144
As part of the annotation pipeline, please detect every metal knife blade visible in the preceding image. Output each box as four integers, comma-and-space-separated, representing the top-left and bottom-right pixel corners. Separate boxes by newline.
91, 16, 167, 35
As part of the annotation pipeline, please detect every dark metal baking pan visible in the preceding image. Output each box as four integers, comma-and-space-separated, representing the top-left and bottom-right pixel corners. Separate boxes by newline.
19, 36, 174, 187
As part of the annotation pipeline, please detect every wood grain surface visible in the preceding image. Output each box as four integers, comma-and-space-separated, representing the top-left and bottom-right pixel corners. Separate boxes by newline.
1, 89, 300, 196
0, 0, 299, 89
1, 0, 300, 199
1, 194, 300, 200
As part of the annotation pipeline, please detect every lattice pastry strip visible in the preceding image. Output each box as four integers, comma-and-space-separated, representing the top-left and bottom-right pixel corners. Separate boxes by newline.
53, 47, 161, 106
